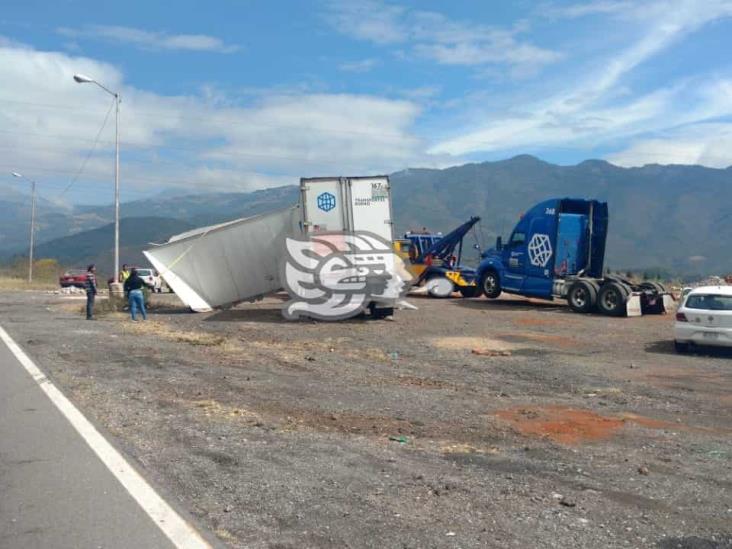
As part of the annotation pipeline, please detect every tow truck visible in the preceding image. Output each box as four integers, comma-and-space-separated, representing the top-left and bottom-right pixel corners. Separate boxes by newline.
395, 216, 483, 298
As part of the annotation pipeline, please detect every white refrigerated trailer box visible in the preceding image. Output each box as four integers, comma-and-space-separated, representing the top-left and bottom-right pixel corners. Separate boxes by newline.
300, 176, 394, 242
143, 175, 395, 313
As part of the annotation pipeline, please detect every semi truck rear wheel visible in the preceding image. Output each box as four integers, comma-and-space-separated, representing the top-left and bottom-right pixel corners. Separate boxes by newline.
481, 271, 501, 299
567, 280, 597, 313
597, 282, 628, 316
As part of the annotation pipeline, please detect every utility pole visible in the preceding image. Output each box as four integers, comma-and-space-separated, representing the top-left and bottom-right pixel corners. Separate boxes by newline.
73, 73, 121, 282
11, 172, 36, 283
114, 91, 120, 282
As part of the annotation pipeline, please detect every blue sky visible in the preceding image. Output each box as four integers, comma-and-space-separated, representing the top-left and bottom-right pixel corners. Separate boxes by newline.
1, 0, 732, 204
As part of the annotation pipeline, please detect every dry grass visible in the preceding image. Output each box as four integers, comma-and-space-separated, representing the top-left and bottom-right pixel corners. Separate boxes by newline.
247, 336, 389, 363
192, 399, 261, 421
439, 443, 500, 455
0, 276, 57, 291
431, 336, 516, 353
124, 319, 239, 350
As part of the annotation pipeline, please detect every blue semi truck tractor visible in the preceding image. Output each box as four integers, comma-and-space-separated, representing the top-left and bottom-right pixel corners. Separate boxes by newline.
469, 198, 673, 316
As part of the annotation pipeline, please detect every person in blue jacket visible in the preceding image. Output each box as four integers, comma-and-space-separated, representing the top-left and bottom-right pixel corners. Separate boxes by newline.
123, 268, 153, 321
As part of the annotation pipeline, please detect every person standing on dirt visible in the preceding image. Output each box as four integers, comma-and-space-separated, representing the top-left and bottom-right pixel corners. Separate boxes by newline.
84, 264, 97, 320
123, 267, 152, 321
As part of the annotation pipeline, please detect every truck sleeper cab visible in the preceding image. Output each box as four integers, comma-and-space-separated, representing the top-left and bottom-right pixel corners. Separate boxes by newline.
476, 198, 671, 316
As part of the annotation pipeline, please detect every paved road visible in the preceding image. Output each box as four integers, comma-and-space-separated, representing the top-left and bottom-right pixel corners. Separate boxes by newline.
0, 330, 181, 549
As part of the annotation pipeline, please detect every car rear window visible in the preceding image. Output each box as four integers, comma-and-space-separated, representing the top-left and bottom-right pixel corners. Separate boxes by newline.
137, 269, 152, 276
685, 294, 732, 311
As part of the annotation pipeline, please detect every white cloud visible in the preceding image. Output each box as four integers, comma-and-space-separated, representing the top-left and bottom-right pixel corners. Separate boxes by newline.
608, 123, 732, 167
57, 25, 239, 53
544, 0, 732, 21
324, 1, 562, 74
323, 1, 406, 44
539, 1, 634, 19
338, 58, 379, 72
430, 0, 732, 158
0, 39, 440, 202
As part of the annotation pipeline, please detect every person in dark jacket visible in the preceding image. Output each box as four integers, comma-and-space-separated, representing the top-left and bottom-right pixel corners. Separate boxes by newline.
84, 264, 97, 320
123, 267, 153, 321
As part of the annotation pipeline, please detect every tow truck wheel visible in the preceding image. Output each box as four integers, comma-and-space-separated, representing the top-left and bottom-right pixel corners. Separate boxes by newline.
426, 277, 455, 298
567, 280, 597, 313
597, 282, 628, 316
481, 271, 501, 299
459, 285, 482, 298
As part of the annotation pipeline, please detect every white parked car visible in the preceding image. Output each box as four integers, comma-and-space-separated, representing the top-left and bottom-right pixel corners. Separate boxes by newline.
674, 286, 732, 352
136, 268, 163, 293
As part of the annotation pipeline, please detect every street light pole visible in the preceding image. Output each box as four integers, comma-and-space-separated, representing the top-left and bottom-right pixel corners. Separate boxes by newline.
73, 73, 121, 282
11, 172, 36, 283
113, 92, 120, 284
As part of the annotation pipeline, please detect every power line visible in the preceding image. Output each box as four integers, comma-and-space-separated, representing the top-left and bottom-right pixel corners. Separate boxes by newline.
2, 178, 154, 203
59, 97, 115, 198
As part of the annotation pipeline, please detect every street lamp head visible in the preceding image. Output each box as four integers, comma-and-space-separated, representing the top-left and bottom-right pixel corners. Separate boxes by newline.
11, 172, 22, 178
73, 73, 95, 84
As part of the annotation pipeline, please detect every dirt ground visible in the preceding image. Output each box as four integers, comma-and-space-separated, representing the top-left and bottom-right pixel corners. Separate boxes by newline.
1, 289, 731, 548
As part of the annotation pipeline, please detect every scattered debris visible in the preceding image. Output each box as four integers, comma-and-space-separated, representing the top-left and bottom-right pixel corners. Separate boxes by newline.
388, 435, 408, 444
57, 286, 86, 295
559, 496, 577, 508
638, 466, 650, 475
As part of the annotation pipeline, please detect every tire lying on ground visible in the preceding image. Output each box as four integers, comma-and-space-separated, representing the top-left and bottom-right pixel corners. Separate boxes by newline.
597, 281, 630, 316
426, 277, 455, 298
567, 280, 598, 313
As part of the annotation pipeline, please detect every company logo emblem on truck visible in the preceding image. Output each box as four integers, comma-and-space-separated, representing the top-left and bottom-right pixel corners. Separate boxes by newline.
317, 192, 336, 212
528, 233, 553, 267
282, 231, 412, 320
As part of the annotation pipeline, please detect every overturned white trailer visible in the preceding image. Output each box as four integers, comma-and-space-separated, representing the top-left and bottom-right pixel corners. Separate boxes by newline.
144, 176, 399, 314
144, 206, 301, 312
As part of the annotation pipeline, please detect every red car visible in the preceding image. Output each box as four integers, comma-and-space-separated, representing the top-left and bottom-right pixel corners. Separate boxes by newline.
59, 269, 88, 288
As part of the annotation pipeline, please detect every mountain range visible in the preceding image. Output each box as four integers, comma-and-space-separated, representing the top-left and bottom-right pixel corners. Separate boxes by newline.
2, 155, 730, 279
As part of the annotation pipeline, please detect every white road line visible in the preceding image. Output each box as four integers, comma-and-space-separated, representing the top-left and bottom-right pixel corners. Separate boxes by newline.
0, 324, 211, 549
